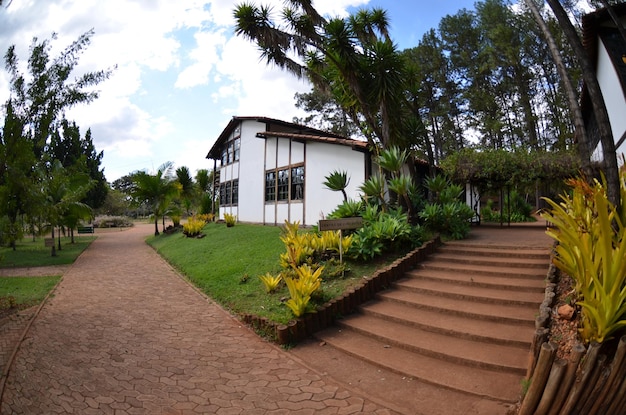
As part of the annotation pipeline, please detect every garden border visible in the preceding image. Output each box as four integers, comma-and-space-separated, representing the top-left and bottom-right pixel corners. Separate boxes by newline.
240, 236, 442, 346
520, 263, 626, 414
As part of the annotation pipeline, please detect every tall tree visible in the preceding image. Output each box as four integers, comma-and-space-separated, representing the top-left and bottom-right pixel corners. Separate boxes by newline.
48, 120, 108, 209
523, 0, 592, 176
4, 30, 112, 159
545, 0, 620, 207
234, 2, 409, 148
0, 101, 36, 249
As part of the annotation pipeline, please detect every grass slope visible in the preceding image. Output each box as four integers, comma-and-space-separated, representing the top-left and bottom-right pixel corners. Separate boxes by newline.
148, 222, 396, 324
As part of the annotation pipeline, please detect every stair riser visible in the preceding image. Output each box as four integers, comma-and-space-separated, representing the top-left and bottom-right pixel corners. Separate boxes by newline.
439, 247, 549, 260
317, 337, 516, 402
394, 284, 542, 308
420, 264, 545, 279
336, 322, 527, 376
378, 296, 536, 327
360, 308, 532, 349
405, 273, 545, 293
431, 256, 548, 269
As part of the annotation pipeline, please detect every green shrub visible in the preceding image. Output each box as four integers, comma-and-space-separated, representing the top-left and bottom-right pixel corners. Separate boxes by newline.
183, 216, 206, 237
328, 198, 363, 218
224, 213, 236, 227
93, 215, 133, 228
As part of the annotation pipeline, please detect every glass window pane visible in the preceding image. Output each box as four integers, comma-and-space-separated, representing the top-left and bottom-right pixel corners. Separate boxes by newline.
291, 166, 304, 200
265, 171, 276, 202
232, 179, 239, 206
277, 169, 289, 201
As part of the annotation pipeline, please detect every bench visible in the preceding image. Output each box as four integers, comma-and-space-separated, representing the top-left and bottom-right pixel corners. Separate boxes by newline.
77, 226, 94, 234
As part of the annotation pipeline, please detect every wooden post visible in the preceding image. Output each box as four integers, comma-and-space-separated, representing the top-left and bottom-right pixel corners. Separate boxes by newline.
560, 342, 601, 414
590, 335, 626, 415
527, 328, 549, 379
548, 342, 586, 415
534, 359, 567, 415
519, 342, 557, 415
577, 354, 608, 414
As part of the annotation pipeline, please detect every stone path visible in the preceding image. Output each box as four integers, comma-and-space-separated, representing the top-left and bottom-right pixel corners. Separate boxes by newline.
0, 224, 396, 415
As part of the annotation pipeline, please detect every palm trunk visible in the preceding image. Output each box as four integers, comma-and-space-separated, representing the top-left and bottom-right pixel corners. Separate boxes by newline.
154, 217, 159, 236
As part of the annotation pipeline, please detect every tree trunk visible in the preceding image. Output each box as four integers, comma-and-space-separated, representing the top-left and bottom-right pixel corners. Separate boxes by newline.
525, 0, 591, 171
545, 0, 619, 207
154, 218, 159, 236
51, 226, 56, 257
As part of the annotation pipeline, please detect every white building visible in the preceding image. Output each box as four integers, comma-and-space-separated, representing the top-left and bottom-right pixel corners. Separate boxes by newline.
206, 116, 371, 226
582, 4, 626, 159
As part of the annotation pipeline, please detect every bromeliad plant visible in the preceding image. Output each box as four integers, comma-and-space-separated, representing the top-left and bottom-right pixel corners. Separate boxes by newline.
259, 272, 282, 293
542, 176, 626, 344
284, 264, 323, 317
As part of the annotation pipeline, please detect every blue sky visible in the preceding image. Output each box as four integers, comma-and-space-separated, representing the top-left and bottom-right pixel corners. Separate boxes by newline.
0, 0, 477, 182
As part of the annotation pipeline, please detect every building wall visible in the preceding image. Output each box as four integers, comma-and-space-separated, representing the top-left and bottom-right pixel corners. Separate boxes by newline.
593, 37, 626, 160
217, 119, 368, 226
304, 142, 367, 225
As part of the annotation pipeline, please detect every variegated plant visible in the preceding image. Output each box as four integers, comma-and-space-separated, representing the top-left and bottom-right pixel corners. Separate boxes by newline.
542, 177, 626, 343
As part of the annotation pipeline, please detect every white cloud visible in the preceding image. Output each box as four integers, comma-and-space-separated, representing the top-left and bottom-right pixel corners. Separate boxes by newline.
0, 0, 369, 181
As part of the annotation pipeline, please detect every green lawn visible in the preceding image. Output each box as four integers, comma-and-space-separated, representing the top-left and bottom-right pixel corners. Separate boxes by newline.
0, 276, 61, 310
0, 236, 96, 268
148, 222, 401, 324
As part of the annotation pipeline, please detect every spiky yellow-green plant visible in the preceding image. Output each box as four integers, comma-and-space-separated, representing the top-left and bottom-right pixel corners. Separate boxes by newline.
542, 176, 626, 344
284, 264, 323, 317
259, 272, 282, 293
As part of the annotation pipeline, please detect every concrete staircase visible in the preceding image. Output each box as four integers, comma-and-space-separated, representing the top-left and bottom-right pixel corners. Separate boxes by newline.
314, 241, 549, 405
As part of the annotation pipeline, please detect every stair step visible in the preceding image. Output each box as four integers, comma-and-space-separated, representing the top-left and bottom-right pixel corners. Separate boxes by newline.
378, 289, 536, 326
393, 277, 544, 307
337, 313, 528, 374
420, 261, 546, 279
441, 244, 550, 260
429, 253, 549, 269
361, 301, 533, 348
406, 268, 545, 292
316, 326, 524, 402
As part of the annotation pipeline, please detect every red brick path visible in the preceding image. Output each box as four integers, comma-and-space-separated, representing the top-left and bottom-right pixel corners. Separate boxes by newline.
0, 224, 396, 414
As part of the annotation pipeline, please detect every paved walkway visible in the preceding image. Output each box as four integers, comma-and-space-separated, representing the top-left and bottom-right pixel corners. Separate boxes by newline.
0, 224, 395, 415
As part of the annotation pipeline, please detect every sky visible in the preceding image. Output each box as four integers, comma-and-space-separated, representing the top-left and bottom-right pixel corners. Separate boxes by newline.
0, 0, 478, 182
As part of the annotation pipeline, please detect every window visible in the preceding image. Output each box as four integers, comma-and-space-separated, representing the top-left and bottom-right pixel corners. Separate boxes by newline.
231, 179, 239, 205
219, 179, 238, 206
221, 136, 241, 166
291, 166, 304, 200
277, 169, 289, 201
265, 165, 304, 203
265, 171, 276, 201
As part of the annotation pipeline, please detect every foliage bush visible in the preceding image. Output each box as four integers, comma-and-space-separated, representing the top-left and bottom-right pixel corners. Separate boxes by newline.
481, 191, 536, 223
327, 198, 364, 218
420, 175, 474, 240
93, 215, 133, 228
542, 176, 626, 344
349, 207, 415, 260
276, 221, 352, 317
182, 216, 206, 237
197, 213, 215, 223
224, 213, 236, 227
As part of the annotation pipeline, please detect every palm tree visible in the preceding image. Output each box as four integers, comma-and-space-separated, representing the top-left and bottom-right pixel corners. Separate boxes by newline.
41, 160, 93, 256
131, 162, 180, 236
323, 170, 350, 202
234, 2, 408, 148
175, 166, 195, 216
